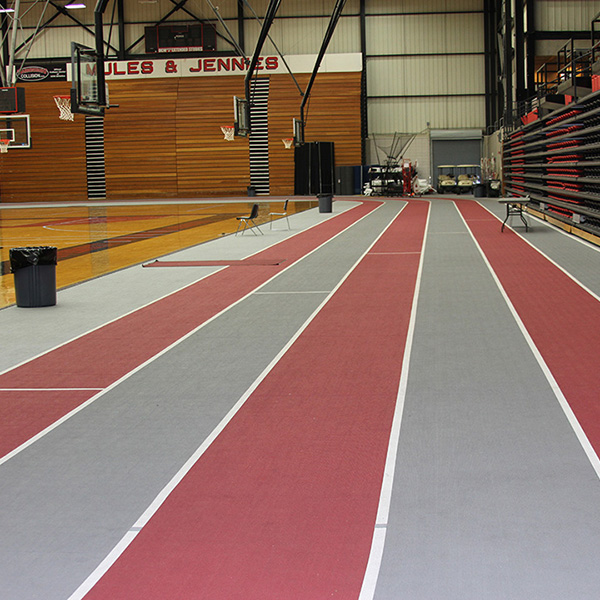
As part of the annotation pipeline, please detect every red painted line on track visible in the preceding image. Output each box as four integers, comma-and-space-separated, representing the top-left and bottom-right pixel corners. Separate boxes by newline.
456, 199, 600, 456
14, 215, 167, 228
82, 201, 429, 600
143, 259, 285, 267
0, 203, 378, 460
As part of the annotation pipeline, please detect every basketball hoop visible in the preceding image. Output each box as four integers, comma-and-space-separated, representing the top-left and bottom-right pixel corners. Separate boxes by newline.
0, 139, 9, 153
221, 125, 235, 141
54, 95, 74, 121
282, 138, 294, 149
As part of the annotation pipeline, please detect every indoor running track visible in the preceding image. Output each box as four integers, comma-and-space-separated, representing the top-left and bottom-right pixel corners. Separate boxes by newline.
1, 197, 599, 600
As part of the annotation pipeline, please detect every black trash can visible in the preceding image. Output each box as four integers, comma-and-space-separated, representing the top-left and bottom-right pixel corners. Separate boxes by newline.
317, 193, 333, 213
10, 246, 57, 307
247, 185, 256, 197
473, 183, 486, 198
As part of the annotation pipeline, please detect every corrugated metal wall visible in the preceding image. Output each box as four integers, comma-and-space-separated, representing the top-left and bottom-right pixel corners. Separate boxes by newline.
536, 0, 598, 31
245, 15, 359, 56
9, 1, 593, 146
364, 2, 485, 133
534, 0, 599, 56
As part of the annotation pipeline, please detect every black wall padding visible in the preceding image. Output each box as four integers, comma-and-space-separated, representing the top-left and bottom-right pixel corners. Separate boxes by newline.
294, 142, 335, 195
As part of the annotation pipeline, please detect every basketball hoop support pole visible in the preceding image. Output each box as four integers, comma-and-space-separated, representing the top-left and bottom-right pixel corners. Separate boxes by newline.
241, 0, 303, 97
6, 0, 22, 86
299, 0, 347, 126
94, 0, 110, 108
244, 0, 282, 105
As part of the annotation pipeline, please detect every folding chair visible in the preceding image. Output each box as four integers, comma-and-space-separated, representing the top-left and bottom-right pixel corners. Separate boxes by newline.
269, 199, 290, 230
235, 203, 263, 236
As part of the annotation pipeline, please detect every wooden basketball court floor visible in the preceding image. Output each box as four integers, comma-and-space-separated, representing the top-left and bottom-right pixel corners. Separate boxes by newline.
0, 197, 314, 309
1, 195, 599, 599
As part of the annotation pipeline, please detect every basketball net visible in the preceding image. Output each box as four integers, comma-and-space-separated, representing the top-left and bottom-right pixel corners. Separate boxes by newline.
54, 95, 74, 121
221, 125, 235, 141
282, 138, 294, 149
0, 139, 9, 153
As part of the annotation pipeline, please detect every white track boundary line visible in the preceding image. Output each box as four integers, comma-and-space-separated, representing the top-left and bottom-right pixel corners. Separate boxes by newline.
0, 269, 227, 378
0, 201, 366, 378
358, 201, 431, 600
457, 203, 600, 480
0, 203, 382, 468
67, 201, 406, 600
494, 201, 600, 254
477, 201, 600, 302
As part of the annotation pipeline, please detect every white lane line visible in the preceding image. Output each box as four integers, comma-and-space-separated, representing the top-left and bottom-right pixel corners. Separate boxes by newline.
0, 203, 364, 378
358, 202, 431, 600
476, 201, 600, 303
67, 202, 408, 600
0, 268, 228, 379
0, 201, 366, 375
0, 203, 383, 468
484, 201, 600, 254
457, 204, 600, 480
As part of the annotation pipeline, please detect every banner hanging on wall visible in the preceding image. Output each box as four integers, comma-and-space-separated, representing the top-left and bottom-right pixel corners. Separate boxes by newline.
65, 53, 361, 81
16, 63, 67, 82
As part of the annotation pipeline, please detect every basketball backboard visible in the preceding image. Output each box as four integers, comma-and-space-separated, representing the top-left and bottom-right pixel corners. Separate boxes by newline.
233, 96, 250, 137
293, 117, 304, 146
71, 42, 105, 116
0, 114, 31, 148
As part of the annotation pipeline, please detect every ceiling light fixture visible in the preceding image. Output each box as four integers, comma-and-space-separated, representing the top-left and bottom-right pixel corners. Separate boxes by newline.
65, 2, 86, 8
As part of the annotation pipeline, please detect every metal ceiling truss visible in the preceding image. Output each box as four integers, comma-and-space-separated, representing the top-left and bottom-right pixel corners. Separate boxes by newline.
1, 0, 121, 80
125, 0, 237, 56
3, 0, 244, 68
0, 0, 89, 85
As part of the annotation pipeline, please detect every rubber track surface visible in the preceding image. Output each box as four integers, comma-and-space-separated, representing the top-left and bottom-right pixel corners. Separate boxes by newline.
82, 201, 429, 599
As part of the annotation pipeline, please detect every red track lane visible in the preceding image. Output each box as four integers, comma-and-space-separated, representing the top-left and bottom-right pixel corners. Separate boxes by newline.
456, 199, 600, 456
83, 201, 429, 600
0, 202, 378, 460
0, 390, 97, 457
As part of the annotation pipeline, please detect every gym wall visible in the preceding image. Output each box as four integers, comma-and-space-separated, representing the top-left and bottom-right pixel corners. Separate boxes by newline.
0, 71, 361, 203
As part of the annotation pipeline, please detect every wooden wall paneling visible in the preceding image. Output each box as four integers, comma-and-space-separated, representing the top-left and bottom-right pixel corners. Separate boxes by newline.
0, 82, 87, 203
104, 79, 179, 199
268, 72, 362, 196
176, 76, 250, 197
302, 72, 362, 167
268, 74, 304, 197
0, 71, 361, 204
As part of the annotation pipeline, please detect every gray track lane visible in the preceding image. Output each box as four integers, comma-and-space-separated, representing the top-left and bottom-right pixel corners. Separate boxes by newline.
0, 201, 405, 600
373, 199, 600, 599
0, 202, 358, 373
479, 197, 600, 297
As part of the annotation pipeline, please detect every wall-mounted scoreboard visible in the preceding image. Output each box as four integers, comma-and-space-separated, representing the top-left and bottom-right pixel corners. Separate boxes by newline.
145, 23, 217, 54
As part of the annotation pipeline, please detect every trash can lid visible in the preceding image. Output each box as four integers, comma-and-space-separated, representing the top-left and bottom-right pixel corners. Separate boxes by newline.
9, 246, 58, 271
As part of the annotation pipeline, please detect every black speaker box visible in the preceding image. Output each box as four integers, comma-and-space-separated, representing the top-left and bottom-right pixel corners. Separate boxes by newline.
0, 87, 25, 114
203, 24, 217, 51
335, 166, 356, 195
145, 27, 158, 53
